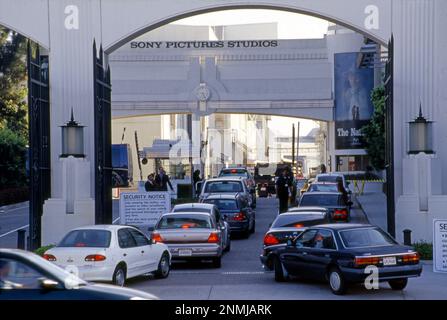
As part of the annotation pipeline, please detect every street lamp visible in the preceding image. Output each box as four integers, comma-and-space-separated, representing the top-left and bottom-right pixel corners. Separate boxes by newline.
408, 104, 434, 155
60, 108, 85, 158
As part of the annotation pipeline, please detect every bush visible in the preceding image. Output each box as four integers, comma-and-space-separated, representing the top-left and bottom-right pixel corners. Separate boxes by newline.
34, 244, 56, 257
0, 127, 28, 189
0, 187, 29, 206
412, 241, 433, 260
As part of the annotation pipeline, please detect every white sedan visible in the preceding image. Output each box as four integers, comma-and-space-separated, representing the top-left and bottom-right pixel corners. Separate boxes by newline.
43, 225, 171, 287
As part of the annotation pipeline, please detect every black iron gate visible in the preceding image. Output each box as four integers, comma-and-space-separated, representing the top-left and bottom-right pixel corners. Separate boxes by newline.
27, 41, 51, 250
93, 41, 113, 224
384, 35, 395, 237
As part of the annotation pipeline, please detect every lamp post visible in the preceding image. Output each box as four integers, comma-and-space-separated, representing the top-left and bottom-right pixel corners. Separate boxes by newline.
408, 104, 434, 155
60, 108, 85, 158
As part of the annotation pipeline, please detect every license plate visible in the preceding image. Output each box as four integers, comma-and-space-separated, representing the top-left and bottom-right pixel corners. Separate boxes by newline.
383, 256, 397, 266
178, 249, 192, 257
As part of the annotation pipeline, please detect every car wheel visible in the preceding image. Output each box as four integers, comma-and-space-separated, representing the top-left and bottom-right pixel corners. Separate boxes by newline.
212, 256, 222, 268
154, 252, 170, 279
328, 267, 347, 295
112, 265, 126, 287
273, 256, 288, 282
388, 278, 408, 290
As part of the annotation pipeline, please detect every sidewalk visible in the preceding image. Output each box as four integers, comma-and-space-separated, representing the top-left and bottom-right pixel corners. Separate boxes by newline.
356, 192, 387, 231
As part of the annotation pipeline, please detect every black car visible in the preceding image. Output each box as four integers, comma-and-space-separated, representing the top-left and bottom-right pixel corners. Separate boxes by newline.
0, 249, 158, 300
261, 208, 332, 270
298, 192, 352, 222
202, 193, 255, 238
265, 224, 422, 295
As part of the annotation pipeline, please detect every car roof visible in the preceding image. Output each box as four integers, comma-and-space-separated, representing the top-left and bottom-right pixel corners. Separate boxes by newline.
278, 211, 326, 217
161, 211, 212, 217
317, 173, 344, 177
309, 223, 375, 230
301, 192, 342, 196
221, 167, 247, 171
173, 203, 214, 210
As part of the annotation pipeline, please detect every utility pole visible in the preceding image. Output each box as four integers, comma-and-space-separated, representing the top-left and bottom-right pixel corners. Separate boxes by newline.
296, 122, 300, 177
291, 124, 295, 171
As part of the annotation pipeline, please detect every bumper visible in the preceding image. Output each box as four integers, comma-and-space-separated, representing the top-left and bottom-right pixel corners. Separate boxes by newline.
167, 243, 221, 259
56, 264, 115, 282
227, 221, 250, 232
340, 264, 423, 283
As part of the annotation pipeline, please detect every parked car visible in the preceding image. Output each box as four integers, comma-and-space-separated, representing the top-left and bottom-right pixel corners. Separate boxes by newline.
266, 224, 422, 295
44, 225, 171, 287
260, 208, 332, 270
202, 193, 255, 238
151, 212, 224, 268
199, 177, 255, 208
0, 249, 158, 300
298, 192, 352, 222
172, 203, 231, 251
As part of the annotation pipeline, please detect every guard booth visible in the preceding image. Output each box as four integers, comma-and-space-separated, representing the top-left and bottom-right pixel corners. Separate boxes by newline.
143, 139, 194, 199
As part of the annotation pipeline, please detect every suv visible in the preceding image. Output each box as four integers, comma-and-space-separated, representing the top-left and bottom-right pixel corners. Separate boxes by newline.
199, 177, 255, 208
202, 193, 255, 238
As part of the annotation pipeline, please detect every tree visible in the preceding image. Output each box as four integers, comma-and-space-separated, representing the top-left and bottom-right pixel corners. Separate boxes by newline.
0, 127, 28, 187
0, 27, 27, 137
362, 86, 386, 171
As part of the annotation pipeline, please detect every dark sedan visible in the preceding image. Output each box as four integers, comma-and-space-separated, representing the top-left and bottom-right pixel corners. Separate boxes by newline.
260, 208, 332, 270
0, 249, 158, 300
266, 224, 422, 295
298, 192, 352, 222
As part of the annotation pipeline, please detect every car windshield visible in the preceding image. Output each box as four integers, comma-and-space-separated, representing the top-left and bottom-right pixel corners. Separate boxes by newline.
219, 169, 248, 178
58, 230, 111, 248
318, 176, 343, 184
309, 184, 339, 192
340, 228, 397, 248
204, 181, 243, 193
157, 214, 212, 229
204, 199, 238, 211
300, 194, 341, 206
272, 214, 326, 228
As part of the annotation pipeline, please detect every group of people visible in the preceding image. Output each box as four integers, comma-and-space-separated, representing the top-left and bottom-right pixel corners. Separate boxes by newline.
144, 167, 174, 192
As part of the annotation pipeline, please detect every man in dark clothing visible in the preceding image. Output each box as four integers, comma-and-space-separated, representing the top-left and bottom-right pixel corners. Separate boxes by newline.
155, 167, 174, 192
276, 168, 292, 214
144, 173, 157, 192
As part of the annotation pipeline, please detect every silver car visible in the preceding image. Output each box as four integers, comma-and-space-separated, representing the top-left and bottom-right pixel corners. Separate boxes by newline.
172, 203, 231, 252
199, 177, 255, 208
152, 212, 224, 268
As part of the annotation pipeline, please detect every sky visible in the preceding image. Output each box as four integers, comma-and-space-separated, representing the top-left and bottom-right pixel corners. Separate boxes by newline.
173, 9, 329, 40
174, 9, 328, 136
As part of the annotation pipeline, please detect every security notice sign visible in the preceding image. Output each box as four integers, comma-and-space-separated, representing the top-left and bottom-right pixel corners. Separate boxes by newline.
433, 219, 447, 273
119, 192, 171, 227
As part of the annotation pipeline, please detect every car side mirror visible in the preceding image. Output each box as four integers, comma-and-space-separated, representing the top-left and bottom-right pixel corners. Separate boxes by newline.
39, 278, 59, 290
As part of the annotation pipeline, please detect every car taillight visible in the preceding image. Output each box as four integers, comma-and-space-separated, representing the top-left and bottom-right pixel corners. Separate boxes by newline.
402, 252, 420, 264
43, 254, 57, 261
152, 232, 164, 243
354, 256, 380, 267
263, 233, 280, 246
233, 212, 246, 221
85, 254, 106, 262
293, 223, 304, 228
333, 209, 348, 220
207, 232, 220, 243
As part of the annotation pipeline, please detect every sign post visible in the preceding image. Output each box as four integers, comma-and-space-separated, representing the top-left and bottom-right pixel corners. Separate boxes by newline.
433, 219, 447, 273
119, 192, 171, 228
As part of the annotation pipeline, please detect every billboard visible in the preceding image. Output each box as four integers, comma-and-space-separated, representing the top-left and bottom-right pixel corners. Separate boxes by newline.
334, 52, 374, 149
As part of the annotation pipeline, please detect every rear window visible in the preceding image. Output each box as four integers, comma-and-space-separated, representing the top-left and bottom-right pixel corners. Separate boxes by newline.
157, 214, 212, 229
272, 214, 326, 228
58, 230, 111, 248
219, 169, 248, 178
300, 194, 341, 206
203, 199, 238, 211
308, 184, 339, 192
204, 181, 243, 193
340, 228, 396, 248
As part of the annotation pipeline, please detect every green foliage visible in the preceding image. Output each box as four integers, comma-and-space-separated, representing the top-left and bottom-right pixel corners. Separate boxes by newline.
362, 86, 386, 170
0, 127, 28, 188
0, 27, 28, 137
412, 241, 433, 261
34, 244, 56, 257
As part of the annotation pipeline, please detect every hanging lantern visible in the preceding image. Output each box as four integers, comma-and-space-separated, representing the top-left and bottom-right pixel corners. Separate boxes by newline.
408, 104, 434, 154
60, 108, 85, 158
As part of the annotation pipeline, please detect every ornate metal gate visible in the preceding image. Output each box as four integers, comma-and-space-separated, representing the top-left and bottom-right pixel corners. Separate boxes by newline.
27, 41, 51, 250
93, 41, 113, 224
384, 36, 395, 237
